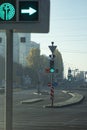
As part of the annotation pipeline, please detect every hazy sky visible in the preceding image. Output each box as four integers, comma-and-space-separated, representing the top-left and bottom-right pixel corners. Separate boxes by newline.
31, 0, 87, 76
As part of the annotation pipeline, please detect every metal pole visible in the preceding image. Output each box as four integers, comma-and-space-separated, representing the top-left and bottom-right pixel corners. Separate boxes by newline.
51, 52, 54, 107
4, 30, 13, 130
49, 42, 57, 107
50, 72, 54, 107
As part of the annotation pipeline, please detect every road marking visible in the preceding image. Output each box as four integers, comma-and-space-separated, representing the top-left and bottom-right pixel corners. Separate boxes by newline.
62, 90, 67, 93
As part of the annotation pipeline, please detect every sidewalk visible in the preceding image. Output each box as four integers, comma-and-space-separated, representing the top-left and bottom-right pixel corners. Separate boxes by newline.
21, 90, 84, 108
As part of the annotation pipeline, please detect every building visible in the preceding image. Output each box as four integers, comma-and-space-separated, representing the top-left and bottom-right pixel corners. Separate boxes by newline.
0, 31, 6, 58
0, 31, 40, 66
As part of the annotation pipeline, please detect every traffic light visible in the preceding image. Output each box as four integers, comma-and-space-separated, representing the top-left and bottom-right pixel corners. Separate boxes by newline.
68, 75, 72, 81
68, 68, 72, 81
49, 54, 55, 73
19, 1, 39, 21
0, 0, 16, 21
50, 59, 55, 73
0, 0, 50, 33
45, 68, 50, 73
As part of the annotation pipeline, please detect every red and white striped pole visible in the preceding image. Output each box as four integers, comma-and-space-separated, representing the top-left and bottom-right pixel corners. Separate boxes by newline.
50, 86, 54, 107
48, 42, 57, 107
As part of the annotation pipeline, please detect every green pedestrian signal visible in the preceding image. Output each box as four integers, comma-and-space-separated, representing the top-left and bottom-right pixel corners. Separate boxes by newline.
0, 3, 15, 21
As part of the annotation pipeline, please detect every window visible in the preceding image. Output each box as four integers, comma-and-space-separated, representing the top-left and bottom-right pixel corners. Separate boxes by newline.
20, 37, 26, 43
0, 37, 2, 43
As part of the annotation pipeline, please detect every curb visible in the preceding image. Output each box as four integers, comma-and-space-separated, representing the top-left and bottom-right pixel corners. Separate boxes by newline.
44, 92, 84, 108
21, 98, 44, 104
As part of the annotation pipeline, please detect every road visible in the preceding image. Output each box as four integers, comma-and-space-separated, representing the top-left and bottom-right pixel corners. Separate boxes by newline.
0, 88, 87, 130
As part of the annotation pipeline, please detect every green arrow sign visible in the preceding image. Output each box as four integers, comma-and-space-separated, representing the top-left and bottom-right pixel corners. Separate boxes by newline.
19, 1, 39, 21
21, 7, 37, 15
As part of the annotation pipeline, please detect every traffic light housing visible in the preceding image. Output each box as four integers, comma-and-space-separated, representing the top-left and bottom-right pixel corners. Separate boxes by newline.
0, 0, 50, 33
50, 59, 55, 73
0, 0, 16, 21
68, 75, 72, 81
19, 1, 39, 21
45, 68, 50, 73
68, 68, 72, 81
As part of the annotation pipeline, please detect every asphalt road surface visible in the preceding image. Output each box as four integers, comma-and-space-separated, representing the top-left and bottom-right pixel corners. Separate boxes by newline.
0, 88, 87, 130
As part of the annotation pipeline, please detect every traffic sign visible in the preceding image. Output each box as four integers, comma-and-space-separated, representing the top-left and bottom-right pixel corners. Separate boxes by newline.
0, 0, 50, 33
48, 83, 51, 87
21, 7, 37, 15
0, 0, 16, 21
19, 1, 39, 21
52, 82, 58, 87
49, 46, 57, 53
49, 42, 57, 53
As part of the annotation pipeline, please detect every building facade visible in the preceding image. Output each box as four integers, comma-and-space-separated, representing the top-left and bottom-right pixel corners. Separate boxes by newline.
0, 31, 40, 66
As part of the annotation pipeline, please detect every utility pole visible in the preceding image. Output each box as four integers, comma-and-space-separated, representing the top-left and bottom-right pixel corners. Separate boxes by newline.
5, 30, 13, 130
48, 42, 57, 107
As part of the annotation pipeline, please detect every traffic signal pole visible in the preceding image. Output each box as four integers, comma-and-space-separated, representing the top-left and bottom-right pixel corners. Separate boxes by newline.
50, 72, 54, 107
5, 30, 13, 130
50, 52, 54, 107
48, 42, 57, 107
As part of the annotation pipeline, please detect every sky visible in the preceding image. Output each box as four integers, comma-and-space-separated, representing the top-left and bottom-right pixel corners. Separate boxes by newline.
31, 0, 87, 76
